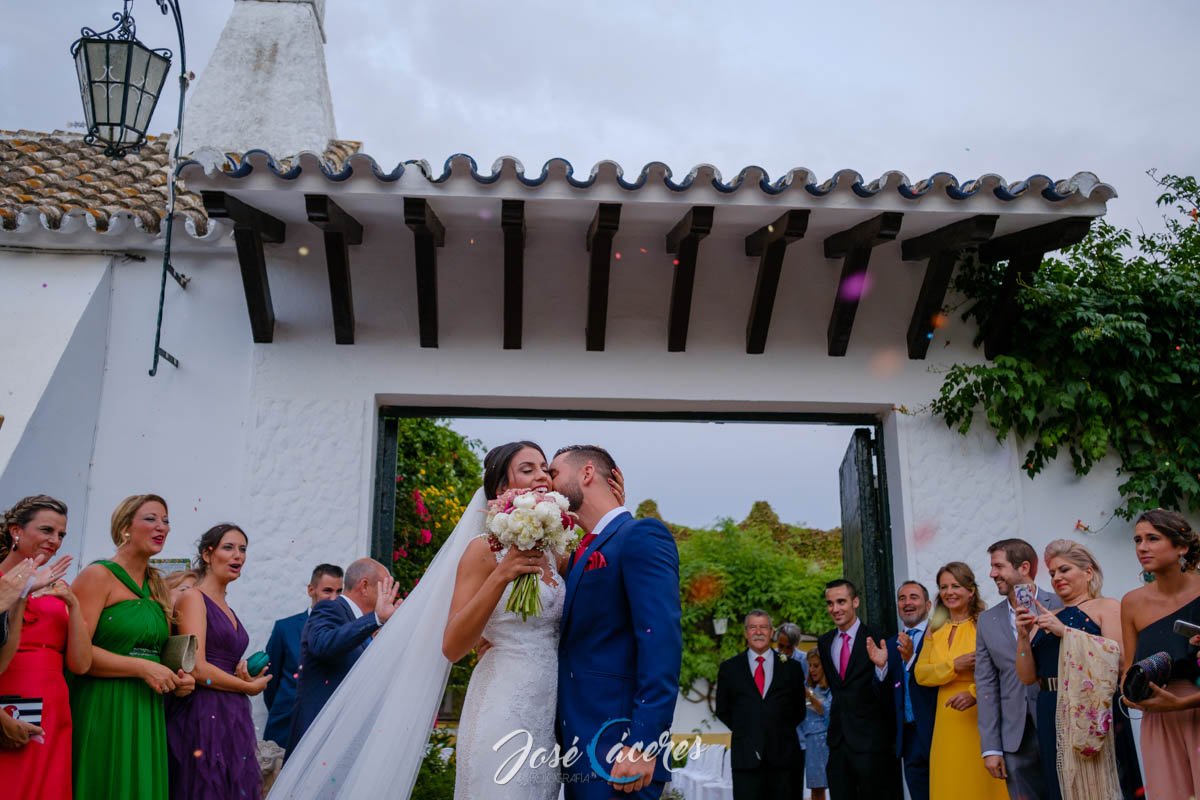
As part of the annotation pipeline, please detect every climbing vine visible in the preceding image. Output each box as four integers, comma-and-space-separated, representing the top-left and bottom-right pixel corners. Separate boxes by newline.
932, 173, 1200, 519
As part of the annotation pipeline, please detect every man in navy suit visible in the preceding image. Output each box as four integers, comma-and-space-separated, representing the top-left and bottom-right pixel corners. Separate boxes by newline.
550, 445, 682, 800
262, 563, 344, 745
285, 558, 400, 757
885, 581, 937, 800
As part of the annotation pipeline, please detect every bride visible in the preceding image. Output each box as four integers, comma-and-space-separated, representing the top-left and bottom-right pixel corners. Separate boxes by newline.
268, 440, 622, 799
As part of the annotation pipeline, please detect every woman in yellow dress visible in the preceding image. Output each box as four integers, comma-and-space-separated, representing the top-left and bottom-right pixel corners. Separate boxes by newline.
915, 561, 1009, 800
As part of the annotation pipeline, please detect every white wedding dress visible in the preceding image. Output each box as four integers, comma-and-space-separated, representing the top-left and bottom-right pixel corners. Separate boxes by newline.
454, 539, 564, 799
268, 490, 564, 799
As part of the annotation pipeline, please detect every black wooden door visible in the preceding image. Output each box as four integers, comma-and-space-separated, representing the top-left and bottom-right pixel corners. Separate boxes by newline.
838, 427, 898, 637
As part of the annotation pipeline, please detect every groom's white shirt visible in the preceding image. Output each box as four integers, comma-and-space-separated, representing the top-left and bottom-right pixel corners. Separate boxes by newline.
591, 505, 629, 539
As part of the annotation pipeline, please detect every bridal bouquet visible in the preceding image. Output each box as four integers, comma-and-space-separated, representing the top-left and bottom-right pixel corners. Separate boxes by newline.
485, 488, 579, 620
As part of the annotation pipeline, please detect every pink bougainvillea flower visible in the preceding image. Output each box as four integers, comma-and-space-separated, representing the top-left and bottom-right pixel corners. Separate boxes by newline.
419, 529, 432, 545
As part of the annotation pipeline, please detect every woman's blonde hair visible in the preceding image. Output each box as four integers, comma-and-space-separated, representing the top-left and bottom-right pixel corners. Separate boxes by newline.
110, 494, 173, 620
806, 648, 828, 689
1043, 539, 1104, 598
164, 569, 200, 593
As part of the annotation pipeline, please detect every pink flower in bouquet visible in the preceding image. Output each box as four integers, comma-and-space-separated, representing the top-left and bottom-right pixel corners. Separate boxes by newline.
485, 488, 579, 620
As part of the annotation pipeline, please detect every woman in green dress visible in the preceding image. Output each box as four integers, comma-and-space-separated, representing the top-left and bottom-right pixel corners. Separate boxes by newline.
70, 494, 196, 800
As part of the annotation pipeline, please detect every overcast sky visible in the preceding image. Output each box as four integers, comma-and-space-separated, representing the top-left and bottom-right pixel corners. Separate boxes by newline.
4, 1, 1197, 528
447, 417, 855, 529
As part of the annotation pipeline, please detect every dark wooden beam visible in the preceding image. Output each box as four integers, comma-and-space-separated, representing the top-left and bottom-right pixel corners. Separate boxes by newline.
824, 212, 903, 357
978, 216, 1093, 359
743, 210, 809, 354
584, 204, 621, 351
978, 216, 1093, 263
665, 206, 714, 352
901, 215, 998, 359
404, 198, 446, 348
201, 191, 285, 343
306, 194, 363, 345
501, 200, 525, 350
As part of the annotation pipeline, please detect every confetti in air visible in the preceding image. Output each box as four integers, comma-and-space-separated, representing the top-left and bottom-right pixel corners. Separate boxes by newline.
298, 246, 310, 257
839, 272, 872, 302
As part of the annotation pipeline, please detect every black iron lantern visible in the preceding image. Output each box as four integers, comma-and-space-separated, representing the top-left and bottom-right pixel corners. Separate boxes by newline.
71, 1, 173, 158
70, 0, 190, 376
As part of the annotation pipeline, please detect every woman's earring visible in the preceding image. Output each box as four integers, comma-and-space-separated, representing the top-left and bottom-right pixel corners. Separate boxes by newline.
12, 536, 19, 548
1182, 555, 1190, 572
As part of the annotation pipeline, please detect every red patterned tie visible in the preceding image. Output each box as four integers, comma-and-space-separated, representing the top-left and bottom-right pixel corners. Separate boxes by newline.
754, 655, 766, 696
571, 532, 597, 569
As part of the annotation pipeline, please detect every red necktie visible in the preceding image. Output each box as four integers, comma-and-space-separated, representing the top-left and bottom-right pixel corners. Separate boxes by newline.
754, 655, 766, 696
571, 532, 597, 569
838, 632, 851, 680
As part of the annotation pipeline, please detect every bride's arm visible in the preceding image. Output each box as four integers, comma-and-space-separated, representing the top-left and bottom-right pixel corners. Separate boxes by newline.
441, 539, 541, 663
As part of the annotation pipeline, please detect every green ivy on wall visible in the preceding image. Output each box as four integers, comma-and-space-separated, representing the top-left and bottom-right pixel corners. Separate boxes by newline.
932, 173, 1200, 519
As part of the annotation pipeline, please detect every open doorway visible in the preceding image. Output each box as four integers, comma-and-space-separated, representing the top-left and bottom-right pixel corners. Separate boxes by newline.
370, 407, 898, 727
373, 406, 897, 629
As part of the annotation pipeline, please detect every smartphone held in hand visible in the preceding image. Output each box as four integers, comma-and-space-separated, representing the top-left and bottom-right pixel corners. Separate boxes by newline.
1172, 619, 1200, 639
1014, 583, 1038, 615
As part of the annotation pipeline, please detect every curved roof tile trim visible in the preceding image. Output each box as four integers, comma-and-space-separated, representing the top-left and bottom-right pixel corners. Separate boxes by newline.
179, 151, 1117, 205
0, 131, 362, 240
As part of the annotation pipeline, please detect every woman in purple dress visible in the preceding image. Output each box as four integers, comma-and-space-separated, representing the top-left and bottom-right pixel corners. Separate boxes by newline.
167, 524, 272, 799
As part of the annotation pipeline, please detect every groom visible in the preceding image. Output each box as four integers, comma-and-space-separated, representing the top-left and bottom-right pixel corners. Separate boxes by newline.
550, 445, 683, 799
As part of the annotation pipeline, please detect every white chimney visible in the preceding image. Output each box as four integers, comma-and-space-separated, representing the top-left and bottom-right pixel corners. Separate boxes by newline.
182, 0, 336, 157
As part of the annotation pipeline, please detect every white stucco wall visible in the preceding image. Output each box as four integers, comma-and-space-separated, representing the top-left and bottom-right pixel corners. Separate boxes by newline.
0, 253, 110, 481
2, 221, 1150, 737
182, 0, 336, 158
0, 256, 111, 566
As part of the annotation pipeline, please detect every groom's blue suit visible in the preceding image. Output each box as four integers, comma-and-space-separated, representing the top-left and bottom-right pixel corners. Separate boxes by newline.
558, 509, 683, 800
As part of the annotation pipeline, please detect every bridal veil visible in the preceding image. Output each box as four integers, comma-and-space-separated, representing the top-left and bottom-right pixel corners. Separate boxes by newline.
268, 489, 487, 798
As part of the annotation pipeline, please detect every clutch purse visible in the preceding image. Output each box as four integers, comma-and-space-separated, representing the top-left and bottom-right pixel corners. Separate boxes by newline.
246, 650, 270, 677
1121, 650, 1171, 703
161, 634, 198, 673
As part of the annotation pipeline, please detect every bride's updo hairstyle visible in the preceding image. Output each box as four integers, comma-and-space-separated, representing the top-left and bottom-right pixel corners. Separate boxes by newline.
482, 441, 545, 500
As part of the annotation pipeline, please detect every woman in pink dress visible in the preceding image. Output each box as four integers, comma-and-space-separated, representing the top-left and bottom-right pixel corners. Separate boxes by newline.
1120, 509, 1200, 800
0, 495, 92, 799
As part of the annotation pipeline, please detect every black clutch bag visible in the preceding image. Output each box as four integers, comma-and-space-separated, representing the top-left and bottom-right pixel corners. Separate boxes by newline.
1122, 651, 1172, 703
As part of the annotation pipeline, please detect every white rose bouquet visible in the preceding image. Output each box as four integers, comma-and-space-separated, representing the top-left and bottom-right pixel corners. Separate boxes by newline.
485, 488, 580, 620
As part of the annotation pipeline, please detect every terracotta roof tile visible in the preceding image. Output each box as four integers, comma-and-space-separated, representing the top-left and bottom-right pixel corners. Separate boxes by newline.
0, 130, 361, 238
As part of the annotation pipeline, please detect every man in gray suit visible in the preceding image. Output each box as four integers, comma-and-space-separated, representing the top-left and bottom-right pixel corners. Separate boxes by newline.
975, 538, 1062, 800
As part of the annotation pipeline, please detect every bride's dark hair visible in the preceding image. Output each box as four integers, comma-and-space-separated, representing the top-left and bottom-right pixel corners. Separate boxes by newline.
482, 441, 545, 500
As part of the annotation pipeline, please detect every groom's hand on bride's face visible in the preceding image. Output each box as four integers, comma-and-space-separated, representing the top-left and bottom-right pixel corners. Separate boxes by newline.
609, 745, 655, 793
375, 576, 402, 623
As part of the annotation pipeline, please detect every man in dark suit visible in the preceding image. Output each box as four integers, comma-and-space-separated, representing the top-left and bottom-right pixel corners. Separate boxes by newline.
285, 558, 400, 757
976, 539, 1062, 800
715, 610, 807, 800
818, 578, 900, 800
885, 581, 937, 800
262, 563, 344, 745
